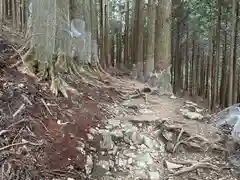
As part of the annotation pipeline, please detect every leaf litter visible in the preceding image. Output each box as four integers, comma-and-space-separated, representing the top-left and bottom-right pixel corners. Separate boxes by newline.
0, 37, 239, 180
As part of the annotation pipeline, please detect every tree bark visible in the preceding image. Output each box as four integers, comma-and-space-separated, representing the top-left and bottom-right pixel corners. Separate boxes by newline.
144, 0, 156, 81
228, 0, 238, 106
136, 0, 144, 81
154, 0, 172, 94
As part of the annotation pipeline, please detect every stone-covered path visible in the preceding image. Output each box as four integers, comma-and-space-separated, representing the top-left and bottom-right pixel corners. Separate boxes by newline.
85, 77, 239, 180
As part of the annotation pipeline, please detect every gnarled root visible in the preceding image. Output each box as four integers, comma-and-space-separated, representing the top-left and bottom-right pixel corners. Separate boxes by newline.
22, 48, 106, 97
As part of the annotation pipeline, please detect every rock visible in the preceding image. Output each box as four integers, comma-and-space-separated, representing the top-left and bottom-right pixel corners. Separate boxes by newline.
179, 108, 189, 114
108, 119, 121, 127
123, 150, 136, 158
109, 160, 115, 168
134, 169, 149, 179
121, 122, 137, 130
119, 114, 161, 122
165, 142, 174, 153
183, 111, 203, 120
122, 100, 139, 110
136, 161, 148, 168
148, 98, 160, 104
196, 108, 204, 113
148, 171, 160, 180
170, 95, 177, 99
108, 145, 118, 155
105, 125, 114, 130
67, 178, 75, 180
229, 153, 240, 168
139, 144, 148, 150
89, 146, 97, 152
161, 130, 174, 142
101, 131, 115, 150
76, 146, 85, 154
89, 127, 98, 135
135, 153, 154, 165
143, 135, 159, 149
150, 151, 159, 158
185, 100, 198, 107
123, 135, 131, 144
127, 157, 133, 165
111, 129, 124, 139
130, 145, 136, 150
85, 155, 93, 175
118, 157, 128, 167
98, 160, 110, 171
139, 108, 154, 114
87, 133, 94, 140
101, 176, 115, 180
131, 132, 144, 145
185, 105, 196, 112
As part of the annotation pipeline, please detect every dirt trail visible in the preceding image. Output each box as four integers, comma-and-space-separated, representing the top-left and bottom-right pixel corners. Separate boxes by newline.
89, 76, 239, 180
0, 37, 239, 180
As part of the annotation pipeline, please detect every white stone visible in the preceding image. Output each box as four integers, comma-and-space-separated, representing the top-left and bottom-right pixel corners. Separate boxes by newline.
108, 119, 121, 127
143, 135, 155, 149
118, 158, 128, 167
170, 95, 177, 99
67, 178, 75, 180
98, 160, 110, 171
131, 132, 144, 145
100, 132, 114, 150
85, 155, 93, 174
134, 169, 148, 179
87, 133, 94, 140
185, 100, 198, 106
111, 129, 124, 138
184, 111, 203, 120
128, 158, 133, 165
135, 153, 154, 165
136, 161, 147, 168
148, 171, 160, 180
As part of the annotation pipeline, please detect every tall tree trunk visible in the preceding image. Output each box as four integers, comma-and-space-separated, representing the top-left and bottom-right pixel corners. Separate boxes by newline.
207, 30, 213, 110
124, 0, 130, 67
110, 35, 115, 67
136, 0, 144, 81
232, 2, 239, 104
104, 4, 109, 67
212, 0, 221, 111
144, 0, 156, 81
228, 0, 238, 106
154, 0, 172, 93
189, 32, 196, 96
131, 0, 139, 68
174, 20, 180, 93
99, 0, 105, 68
184, 23, 189, 92
196, 38, 200, 96
90, 0, 99, 65
220, 18, 228, 108
200, 49, 205, 97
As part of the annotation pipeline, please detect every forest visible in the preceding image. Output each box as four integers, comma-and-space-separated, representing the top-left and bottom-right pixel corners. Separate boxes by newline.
0, 0, 239, 179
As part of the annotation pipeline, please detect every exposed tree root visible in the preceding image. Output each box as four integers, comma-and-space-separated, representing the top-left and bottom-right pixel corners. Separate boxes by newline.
157, 120, 227, 154
22, 47, 106, 98
172, 158, 219, 176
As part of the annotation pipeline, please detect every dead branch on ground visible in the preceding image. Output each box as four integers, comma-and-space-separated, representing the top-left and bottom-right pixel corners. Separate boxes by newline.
168, 158, 219, 176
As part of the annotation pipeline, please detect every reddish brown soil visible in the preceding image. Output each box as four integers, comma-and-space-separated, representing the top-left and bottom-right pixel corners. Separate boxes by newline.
0, 37, 121, 179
